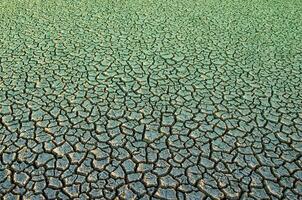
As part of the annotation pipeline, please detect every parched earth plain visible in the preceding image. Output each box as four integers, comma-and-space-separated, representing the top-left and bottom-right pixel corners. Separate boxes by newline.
0, 0, 302, 199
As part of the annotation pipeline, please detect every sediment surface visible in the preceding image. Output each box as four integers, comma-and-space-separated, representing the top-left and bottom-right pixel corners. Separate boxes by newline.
0, 0, 302, 199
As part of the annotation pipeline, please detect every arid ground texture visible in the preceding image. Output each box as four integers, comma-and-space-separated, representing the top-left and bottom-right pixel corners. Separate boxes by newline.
0, 0, 302, 199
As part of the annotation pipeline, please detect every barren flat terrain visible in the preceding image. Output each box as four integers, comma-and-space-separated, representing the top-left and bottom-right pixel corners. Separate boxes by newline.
0, 0, 302, 199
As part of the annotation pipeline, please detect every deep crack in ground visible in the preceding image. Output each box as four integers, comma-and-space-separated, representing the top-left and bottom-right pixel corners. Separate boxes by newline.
0, 0, 302, 199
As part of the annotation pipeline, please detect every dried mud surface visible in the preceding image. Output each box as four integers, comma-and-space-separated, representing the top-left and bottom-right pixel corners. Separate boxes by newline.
0, 0, 302, 199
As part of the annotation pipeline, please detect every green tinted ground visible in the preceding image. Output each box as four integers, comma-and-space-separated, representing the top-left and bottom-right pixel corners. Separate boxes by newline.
0, 0, 302, 199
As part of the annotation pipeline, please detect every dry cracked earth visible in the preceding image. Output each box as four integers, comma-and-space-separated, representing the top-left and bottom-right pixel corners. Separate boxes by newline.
0, 0, 302, 199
